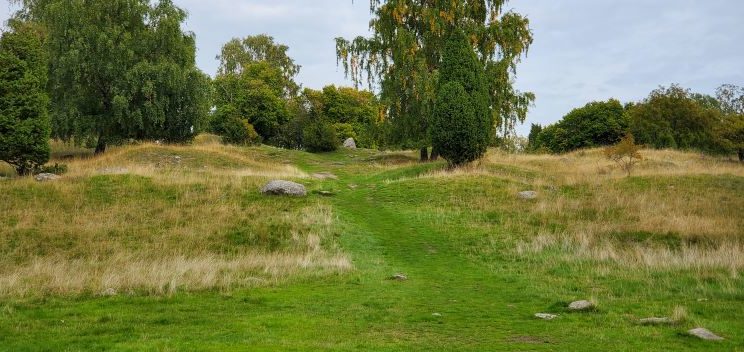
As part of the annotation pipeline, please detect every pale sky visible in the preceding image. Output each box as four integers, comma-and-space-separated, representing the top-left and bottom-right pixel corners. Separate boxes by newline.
2, 0, 743, 135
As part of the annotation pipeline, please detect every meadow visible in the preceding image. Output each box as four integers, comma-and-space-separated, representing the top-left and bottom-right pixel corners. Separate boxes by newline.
0, 137, 742, 351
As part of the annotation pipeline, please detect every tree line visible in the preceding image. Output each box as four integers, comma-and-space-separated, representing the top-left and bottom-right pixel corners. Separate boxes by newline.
1, 0, 535, 174
528, 84, 744, 162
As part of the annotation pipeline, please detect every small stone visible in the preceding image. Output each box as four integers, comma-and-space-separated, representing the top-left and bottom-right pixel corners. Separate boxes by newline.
391, 273, 408, 281
688, 327, 724, 341
34, 173, 61, 182
343, 138, 357, 149
535, 313, 558, 320
432, 313, 442, 317
312, 172, 338, 180
348, 184, 358, 189
260, 180, 307, 197
568, 300, 595, 311
518, 191, 538, 200
639, 317, 672, 325
102, 288, 117, 296
316, 191, 335, 197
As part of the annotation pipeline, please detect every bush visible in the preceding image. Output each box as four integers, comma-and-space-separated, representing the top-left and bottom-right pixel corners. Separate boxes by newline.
604, 134, 643, 176
37, 163, 68, 175
431, 30, 490, 167
303, 120, 338, 153
0, 23, 50, 175
333, 123, 357, 142
531, 99, 627, 153
210, 107, 260, 145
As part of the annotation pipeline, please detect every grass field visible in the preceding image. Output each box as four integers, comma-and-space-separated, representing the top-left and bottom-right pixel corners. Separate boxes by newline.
1, 137, 742, 351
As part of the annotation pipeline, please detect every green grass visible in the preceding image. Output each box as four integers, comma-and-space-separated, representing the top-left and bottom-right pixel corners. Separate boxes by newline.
0, 144, 743, 351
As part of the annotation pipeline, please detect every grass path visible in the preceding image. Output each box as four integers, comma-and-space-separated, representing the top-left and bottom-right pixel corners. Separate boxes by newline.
1, 150, 741, 351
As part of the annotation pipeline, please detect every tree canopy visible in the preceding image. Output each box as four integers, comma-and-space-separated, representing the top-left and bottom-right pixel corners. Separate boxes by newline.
336, 0, 533, 157
217, 34, 301, 97
12, 0, 211, 153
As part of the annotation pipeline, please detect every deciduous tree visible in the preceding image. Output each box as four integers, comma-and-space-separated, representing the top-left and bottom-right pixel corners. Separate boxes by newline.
336, 0, 533, 160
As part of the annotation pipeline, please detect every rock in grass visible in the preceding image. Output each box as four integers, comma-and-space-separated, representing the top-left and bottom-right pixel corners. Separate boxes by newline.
312, 172, 338, 180
568, 300, 595, 311
639, 317, 672, 325
535, 313, 558, 320
518, 191, 538, 200
34, 173, 61, 182
390, 273, 408, 281
343, 138, 357, 149
261, 180, 307, 197
688, 327, 724, 341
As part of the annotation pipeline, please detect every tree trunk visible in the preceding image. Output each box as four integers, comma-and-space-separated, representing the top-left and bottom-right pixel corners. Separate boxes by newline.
430, 148, 439, 161
419, 147, 429, 162
95, 136, 107, 155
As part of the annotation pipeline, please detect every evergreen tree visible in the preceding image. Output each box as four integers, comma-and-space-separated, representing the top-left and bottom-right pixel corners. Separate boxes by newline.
0, 22, 50, 175
432, 30, 490, 166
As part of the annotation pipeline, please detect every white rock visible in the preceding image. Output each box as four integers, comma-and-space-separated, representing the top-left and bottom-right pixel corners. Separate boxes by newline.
432, 313, 442, 317
343, 138, 357, 149
260, 180, 307, 197
518, 191, 538, 200
688, 328, 724, 341
568, 300, 595, 311
34, 173, 61, 182
391, 273, 408, 281
535, 313, 558, 320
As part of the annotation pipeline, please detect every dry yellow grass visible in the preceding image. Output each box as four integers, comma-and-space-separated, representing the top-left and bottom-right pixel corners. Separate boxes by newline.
418, 148, 743, 272
0, 142, 348, 297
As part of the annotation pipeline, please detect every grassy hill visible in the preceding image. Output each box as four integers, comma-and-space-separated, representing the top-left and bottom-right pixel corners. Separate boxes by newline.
0, 137, 742, 350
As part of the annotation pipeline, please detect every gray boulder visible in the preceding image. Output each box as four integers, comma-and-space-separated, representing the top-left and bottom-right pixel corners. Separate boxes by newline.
34, 173, 61, 182
518, 191, 538, 200
343, 138, 357, 149
568, 300, 595, 311
688, 328, 724, 341
261, 180, 307, 196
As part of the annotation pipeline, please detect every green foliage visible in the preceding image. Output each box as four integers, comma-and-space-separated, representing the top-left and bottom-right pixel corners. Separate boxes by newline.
533, 99, 627, 153
432, 31, 490, 166
604, 134, 643, 176
627, 85, 725, 153
18, 0, 210, 153
217, 34, 301, 97
0, 22, 50, 175
210, 106, 260, 146
333, 123, 357, 141
302, 119, 338, 153
336, 0, 533, 151
38, 162, 68, 175
715, 84, 744, 161
212, 62, 289, 142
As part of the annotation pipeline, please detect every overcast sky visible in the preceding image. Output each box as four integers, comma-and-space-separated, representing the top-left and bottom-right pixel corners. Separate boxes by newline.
2, 0, 743, 135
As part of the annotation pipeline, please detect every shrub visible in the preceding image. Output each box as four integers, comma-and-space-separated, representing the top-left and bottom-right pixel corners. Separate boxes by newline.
604, 134, 643, 176
432, 30, 490, 167
210, 107, 260, 145
0, 23, 50, 175
38, 163, 68, 175
333, 123, 357, 142
532, 99, 627, 153
303, 120, 338, 153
